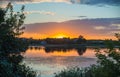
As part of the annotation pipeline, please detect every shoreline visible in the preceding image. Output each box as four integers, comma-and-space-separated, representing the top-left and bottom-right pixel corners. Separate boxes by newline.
29, 44, 120, 48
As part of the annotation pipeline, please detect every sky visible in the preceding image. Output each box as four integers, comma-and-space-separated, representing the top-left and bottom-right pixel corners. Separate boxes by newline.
0, 0, 120, 39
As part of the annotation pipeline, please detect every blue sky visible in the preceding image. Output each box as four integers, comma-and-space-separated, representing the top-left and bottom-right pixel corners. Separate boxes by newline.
0, 0, 120, 39
12, 2, 120, 24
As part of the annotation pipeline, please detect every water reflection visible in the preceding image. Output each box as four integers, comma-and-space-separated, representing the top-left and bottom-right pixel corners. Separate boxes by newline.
24, 46, 97, 77
29, 46, 42, 50
45, 46, 87, 56
28, 46, 86, 56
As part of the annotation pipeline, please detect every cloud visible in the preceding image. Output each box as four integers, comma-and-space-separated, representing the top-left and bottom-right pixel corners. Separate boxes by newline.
24, 18, 120, 39
94, 26, 106, 30
0, 0, 71, 5
0, 0, 71, 8
0, 1, 9, 8
23, 11, 55, 16
111, 24, 120, 29
22, 17, 120, 39
80, 0, 120, 6
111, 24, 120, 27
77, 16, 87, 18
0, 0, 120, 8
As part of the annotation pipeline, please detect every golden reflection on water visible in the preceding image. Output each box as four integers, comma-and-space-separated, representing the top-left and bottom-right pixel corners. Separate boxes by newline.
25, 48, 80, 57
23, 46, 97, 77
24, 46, 96, 58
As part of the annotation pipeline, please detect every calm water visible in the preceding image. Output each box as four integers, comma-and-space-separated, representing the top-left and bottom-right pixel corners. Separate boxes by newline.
23, 46, 99, 77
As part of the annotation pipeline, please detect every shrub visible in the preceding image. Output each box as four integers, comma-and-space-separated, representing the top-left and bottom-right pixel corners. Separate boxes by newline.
54, 34, 120, 77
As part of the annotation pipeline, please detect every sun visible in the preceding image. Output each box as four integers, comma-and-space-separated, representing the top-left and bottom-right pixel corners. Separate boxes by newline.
56, 35, 65, 38
53, 34, 68, 38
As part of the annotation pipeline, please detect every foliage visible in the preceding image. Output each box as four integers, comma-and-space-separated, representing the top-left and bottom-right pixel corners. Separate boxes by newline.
92, 37, 120, 77
54, 34, 120, 77
0, 3, 36, 77
54, 67, 92, 77
0, 3, 26, 53
0, 60, 36, 77
76, 35, 86, 44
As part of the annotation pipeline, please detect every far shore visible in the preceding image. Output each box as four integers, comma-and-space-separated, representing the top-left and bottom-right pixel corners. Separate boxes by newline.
29, 44, 120, 48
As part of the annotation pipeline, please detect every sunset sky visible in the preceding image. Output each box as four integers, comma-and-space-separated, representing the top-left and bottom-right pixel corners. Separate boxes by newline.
0, 0, 120, 39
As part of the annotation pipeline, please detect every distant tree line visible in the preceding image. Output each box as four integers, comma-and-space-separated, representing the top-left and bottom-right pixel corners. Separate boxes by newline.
27, 37, 119, 47
28, 35, 86, 45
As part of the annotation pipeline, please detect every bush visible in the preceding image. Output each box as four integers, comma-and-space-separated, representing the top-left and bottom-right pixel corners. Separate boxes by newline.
54, 34, 120, 77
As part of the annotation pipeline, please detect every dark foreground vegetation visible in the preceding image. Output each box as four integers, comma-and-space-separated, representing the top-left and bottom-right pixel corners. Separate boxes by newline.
0, 3, 36, 77
54, 34, 120, 77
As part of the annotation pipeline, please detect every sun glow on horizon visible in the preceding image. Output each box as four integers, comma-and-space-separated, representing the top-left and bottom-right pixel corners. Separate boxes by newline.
20, 32, 117, 40
52, 33, 69, 38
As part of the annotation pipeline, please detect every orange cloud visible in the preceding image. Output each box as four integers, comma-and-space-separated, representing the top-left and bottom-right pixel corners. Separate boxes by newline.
21, 18, 120, 40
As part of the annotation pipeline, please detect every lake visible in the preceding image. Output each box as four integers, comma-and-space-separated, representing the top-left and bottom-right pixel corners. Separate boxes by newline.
23, 46, 99, 77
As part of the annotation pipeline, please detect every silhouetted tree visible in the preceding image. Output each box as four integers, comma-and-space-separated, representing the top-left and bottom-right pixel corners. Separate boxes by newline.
76, 35, 86, 44
0, 3, 36, 77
